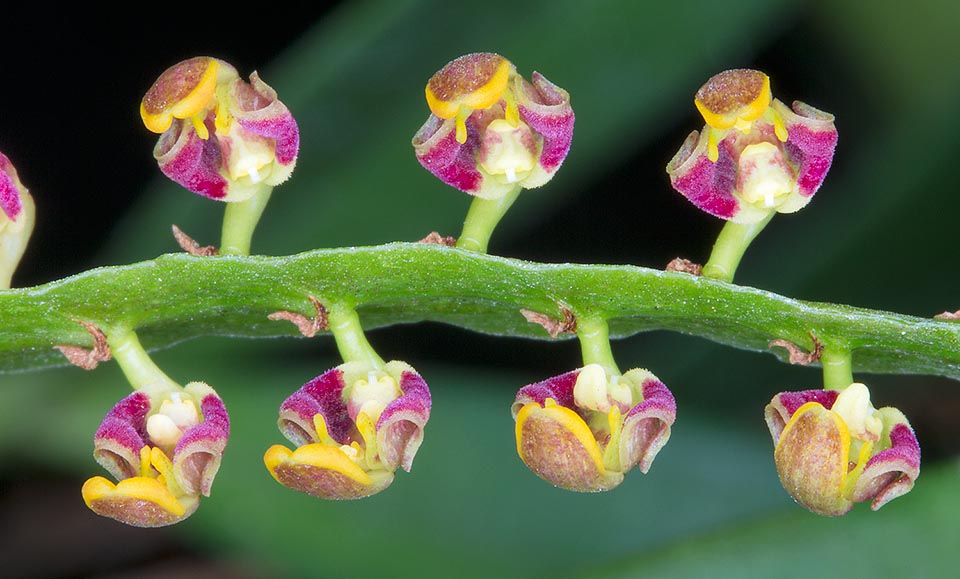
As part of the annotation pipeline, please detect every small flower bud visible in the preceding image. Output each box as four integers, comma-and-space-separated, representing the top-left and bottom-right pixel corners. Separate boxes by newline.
764, 383, 920, 517
512, 364, 676, 492
142, 57, 300, 202
667, 69, 837, 224
264, 361, 431, 500
413, 53, 574, 199
0, 152, 36, 288
82, 381, 229, 527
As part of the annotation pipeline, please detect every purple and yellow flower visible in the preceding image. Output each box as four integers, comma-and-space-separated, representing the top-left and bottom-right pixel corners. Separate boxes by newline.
667, 69, 838, 224
141, 56, 299, 202
1, 152, 36, 288
264, 361, 431, 500
764, 383, 920, 517
413, 52, 575, 199
82, 381, 230, 527
511, 364, 675, 492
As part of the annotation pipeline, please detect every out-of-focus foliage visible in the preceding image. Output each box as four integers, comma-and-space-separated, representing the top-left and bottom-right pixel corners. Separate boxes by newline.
3, 0, 959, 577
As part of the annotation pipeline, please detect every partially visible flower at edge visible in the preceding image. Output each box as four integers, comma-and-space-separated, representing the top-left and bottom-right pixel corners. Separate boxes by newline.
667, 68, 838, 224
140, 56, 300, 202
82, 381, 230, 527
1, 151, 36, 289
413, 52, 575, 200
764, 383, 920, 517
264, 361, 431, 500
512, 364, 675, 492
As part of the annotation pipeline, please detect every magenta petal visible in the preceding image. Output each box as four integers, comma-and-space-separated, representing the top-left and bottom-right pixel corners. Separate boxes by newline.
173, 393, 230, 496
666, 130, 740, 219
412, 114, 484, 194
511, 369, 580, 418
154, 118, 228, 200
278, 368, 353, 447
516, 72, 574, 174
93, 392, 151, 481
0, 152, 23, 221
764, 388, 839, 443
778, 100, 838, 197
231, 73, 300, 166
855, 422, 921, 510
377, 370, 432, 472
620, 378, 677, 473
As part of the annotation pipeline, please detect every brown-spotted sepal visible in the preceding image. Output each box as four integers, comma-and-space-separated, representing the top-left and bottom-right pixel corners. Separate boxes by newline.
82, 381, 230, 527
413, 53, 574, 199
264, 361, 432, 500
142, 56, 299, 202
667, 69, 838, 223
511, 364, 676, 492
764, 383, 920, 517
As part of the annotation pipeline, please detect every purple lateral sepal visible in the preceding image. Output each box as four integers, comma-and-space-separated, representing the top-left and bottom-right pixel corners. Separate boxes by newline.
413, 114, 486, 194
378, 370, 432, 472
278, 367, 353, 447
154, 118, 228, 200
93, 392, 151, 481
173, 391, 230, 496
230, 73, 300, 167
764, 388, 839, 443
775, 100, 838, 197
0, 152, 23, 222
515, 72, 575, 184
621, 377, 677, 474
511, 369, 579, 416
855, 421, 921, 510
666, 130, 740, 220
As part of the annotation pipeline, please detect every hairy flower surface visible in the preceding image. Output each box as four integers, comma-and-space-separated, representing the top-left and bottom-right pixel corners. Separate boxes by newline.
511, 364, 675, 492
667, 69, 838, 223
264, 361, 431, 499
141, 56, 299, 201
764, 383, 920, 517
82, 381, 230, 527
413, 52, 574, 199
1, 152, 35, 286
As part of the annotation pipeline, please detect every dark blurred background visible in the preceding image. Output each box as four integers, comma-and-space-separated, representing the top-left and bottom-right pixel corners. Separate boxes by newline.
2, 1, 959, 578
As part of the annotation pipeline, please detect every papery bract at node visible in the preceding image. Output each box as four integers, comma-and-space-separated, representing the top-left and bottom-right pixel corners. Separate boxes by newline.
142, 56, 300, 202
264, 361, 431, 499
413, 52, 574, 199
667, 69, 838, 224
512, 364, 675, 492
764, 383, 920, 517
82, 381, 230, 527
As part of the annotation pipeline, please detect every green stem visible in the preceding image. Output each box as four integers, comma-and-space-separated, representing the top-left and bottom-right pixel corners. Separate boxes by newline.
821, 345, 854, 391
0, 194, 35, 289
702, 211, 775, 282
328, 305, 385, 369
577, 316, 620, 376
220, 184, 273, 256
455, 186, 522, 253
108, 327, 180, 392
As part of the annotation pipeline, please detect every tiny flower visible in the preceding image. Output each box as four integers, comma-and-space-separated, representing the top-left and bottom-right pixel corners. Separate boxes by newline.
667, 69, 838, 224
764, 383, 920, 517
511, 364, 676, 492
82, 381, 230, 527
264, 361, 431, 500
1, 152, 36, 288
413, 52, 575, 199
141, 56, 300, 202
